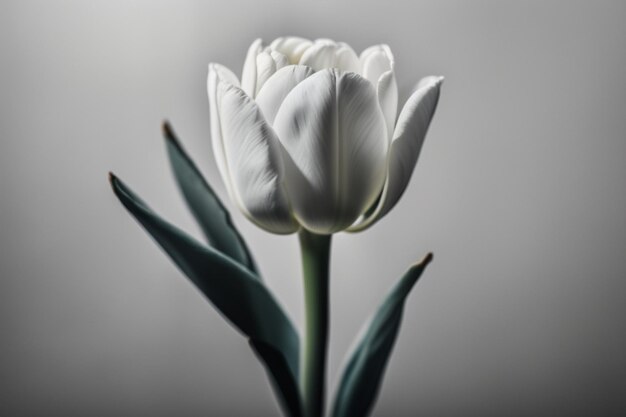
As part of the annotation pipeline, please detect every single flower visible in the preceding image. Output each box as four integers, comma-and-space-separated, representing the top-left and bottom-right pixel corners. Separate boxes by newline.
208, 36, 442, 235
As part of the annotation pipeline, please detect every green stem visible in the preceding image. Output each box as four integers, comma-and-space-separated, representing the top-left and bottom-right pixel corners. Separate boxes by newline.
299, 230, 332, 417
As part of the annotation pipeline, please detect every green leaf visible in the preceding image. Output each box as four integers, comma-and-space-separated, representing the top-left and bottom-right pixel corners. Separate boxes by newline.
250, 340, 303, 417
162, 121, 257, 275
331, 254, 433, 417
109, 173, 301, 417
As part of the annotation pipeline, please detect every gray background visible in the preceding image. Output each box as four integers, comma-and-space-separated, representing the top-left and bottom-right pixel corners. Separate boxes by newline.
1, 0, 625, 416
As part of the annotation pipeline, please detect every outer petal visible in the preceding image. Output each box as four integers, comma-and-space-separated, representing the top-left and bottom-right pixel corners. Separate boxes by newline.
269, 36, 313, 64
242, 38, 263, 96
255, 65, 316, 125
348, 76, 443, 232
214, 79, 299, 234
207, 63, 240, 200
273, 69, 389, 234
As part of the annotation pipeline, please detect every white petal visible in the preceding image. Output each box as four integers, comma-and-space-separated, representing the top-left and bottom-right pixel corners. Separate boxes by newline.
269, 36, 312, 64
255, 65, 315, 125
241, 38, 263, 96
348, 76, 443, 232
360, 45, 397, 138
208, 62, 240, 87
335, 42, 361, 73
273, 69, 389, 234
299, 42, 338, 71
360, 44, 394, 85
377, 70, 398, 140
270, 50, 289, 69
255, 51, 277, 96
215, 80, 299, 234
299, 40, 361, 73
314, 38, 336, 44
253, 50, 290, 96
384, 76, 443, 214
207, 63, 240, 200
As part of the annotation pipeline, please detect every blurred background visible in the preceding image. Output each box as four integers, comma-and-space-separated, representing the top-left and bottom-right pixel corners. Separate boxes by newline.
1, 1, 625, 415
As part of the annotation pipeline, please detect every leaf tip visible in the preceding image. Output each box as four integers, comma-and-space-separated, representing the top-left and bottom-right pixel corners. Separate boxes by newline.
424, 252, 433, 265
411, 252, 433, 271
108, 172, 126, 200
162, 120, 176, 142
108, 171, 117, 186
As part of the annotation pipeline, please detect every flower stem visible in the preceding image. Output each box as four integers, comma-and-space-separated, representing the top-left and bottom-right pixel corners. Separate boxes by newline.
299, 230, 332, 417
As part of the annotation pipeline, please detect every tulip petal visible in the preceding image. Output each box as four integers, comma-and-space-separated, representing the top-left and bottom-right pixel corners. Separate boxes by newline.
299, 41, 338, 71
348, 76, 443, 232
242, 38, 263, 96
207, 63, 240, 200
298, 40, 360, 73
254, 50, 290, 96
273, 69, 388, 234
360, 44, 394, 85
377, 70, 398, 140
256, 65, 315, 125
361, 45, 397, 139
270, 36, 313, 64
382, 76, 443, 216
215, 80, 299, 234
255, 51, 277, 96
335, 42, 361, 73
270, 50, 290, 69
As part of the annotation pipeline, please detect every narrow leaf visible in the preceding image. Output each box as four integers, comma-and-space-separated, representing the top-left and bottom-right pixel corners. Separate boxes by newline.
109, 173, 301, 417
162, 121, 258, 274
331, 253, 433, 417
250, 340, 302, 417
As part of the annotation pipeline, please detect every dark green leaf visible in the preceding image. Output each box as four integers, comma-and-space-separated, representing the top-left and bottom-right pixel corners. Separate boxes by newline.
162, 121, 257, 275
250, 340, 303, 417
110, 173, 301, 417
331, 254, 433, 417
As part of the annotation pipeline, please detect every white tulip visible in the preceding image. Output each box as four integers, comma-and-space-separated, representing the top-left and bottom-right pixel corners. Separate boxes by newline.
208, 36, 443, 235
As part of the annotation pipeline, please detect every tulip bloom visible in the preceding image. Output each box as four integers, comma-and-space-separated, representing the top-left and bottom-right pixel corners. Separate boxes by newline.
111, 35, 442, 417
208, 37, 442, 235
